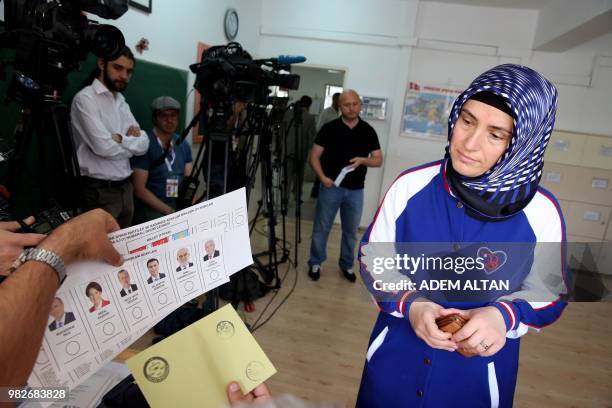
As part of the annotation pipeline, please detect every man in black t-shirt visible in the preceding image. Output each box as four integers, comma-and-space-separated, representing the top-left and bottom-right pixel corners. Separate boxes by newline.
308, 90, 383, 282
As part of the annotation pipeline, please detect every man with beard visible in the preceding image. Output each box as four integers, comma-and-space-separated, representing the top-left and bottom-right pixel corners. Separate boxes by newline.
71, 46, 149, 228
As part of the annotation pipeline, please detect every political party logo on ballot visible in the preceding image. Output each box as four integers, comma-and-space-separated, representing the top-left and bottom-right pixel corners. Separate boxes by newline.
144, 356, 170, 383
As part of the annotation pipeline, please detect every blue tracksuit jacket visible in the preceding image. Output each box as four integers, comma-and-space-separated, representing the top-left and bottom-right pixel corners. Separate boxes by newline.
356, 160, 568, 408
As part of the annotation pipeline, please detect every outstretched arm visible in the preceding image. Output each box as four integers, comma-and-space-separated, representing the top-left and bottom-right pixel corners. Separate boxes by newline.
0, 210, 123, 386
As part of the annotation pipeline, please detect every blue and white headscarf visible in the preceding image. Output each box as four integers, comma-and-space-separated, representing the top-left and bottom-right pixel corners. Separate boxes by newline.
445, 64, 558, 220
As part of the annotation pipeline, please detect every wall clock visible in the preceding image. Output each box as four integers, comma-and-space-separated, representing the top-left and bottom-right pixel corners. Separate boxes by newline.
224, 8, 239, 41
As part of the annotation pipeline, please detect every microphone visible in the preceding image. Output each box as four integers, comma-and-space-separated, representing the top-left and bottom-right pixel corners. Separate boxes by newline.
255, 55, 307, 66
276, 55, 306, 65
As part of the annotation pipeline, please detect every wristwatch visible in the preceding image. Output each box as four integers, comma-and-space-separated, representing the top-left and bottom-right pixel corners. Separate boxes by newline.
10, 248, 67, 286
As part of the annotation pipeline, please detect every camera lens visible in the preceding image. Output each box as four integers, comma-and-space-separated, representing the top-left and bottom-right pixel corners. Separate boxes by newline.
85, 24, 125, 60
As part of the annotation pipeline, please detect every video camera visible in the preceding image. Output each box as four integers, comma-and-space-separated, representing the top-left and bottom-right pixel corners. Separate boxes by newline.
0, 0, 128, 218
0, 196, 72, 234
1, 0, 128, 105
177, 42, 304, 211
189, 42, 300, 105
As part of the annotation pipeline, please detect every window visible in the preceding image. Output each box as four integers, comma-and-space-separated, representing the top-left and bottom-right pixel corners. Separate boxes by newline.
269, 86, 288, 98
323, 85, 343, 109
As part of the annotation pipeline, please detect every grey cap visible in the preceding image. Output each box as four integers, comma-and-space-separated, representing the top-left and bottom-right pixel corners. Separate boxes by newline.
151, 96, 181, 112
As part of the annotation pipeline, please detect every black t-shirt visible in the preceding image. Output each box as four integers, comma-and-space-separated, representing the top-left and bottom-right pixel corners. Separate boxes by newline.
315, 117, 380, 190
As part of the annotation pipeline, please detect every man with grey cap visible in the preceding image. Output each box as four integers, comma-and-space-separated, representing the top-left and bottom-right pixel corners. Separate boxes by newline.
131, 96, 193, 223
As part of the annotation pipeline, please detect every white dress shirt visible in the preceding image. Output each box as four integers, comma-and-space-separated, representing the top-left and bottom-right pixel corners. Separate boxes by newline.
71, 79, 149, 180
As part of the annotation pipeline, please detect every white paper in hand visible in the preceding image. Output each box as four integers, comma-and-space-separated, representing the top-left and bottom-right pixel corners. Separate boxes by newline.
334, 165, 355, 187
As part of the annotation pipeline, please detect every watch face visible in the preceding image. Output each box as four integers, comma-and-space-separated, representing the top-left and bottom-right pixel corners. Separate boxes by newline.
224, 8, 239, 40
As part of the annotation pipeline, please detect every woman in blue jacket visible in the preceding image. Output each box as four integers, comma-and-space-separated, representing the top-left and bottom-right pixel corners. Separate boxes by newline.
357, 64, 568, 408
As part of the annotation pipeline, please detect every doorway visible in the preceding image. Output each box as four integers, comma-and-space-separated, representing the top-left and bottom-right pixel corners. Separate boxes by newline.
286, 66, 345, 221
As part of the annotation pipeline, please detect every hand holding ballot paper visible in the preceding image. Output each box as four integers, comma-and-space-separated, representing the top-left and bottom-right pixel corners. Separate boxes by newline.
26, 188, 257, 402
127, 304, 276, 408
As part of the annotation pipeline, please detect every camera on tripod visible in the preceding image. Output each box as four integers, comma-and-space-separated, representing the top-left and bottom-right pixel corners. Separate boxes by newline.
172, 42, 306, 294
1, 0, 127, 105
189, 42, 301, 106
0, 195, 72, 234
0, 0, 128, 219
176, 42, 303, 209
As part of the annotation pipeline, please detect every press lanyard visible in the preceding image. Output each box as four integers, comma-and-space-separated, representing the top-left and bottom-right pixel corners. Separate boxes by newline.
154, 130, 176, 173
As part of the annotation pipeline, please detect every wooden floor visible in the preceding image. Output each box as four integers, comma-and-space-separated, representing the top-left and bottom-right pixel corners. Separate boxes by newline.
122, 219, 612, 407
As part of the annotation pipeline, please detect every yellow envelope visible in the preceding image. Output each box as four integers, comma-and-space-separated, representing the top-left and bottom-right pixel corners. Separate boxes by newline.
127, 304, 277, 408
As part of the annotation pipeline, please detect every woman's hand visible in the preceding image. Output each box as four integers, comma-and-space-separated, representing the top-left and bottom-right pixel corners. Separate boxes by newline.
408, 299, 457, 352
442, 306, 507, 357
227, 381, 272, 405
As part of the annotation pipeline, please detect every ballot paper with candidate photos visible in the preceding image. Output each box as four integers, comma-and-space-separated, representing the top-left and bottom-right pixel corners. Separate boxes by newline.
127, 304, 277, 408
22, 361, 130, 408
29, 188, 253, 398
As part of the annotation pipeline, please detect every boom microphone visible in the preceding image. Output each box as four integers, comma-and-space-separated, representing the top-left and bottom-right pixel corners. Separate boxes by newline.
276, 55, 306, 65
255, 55, 307, 66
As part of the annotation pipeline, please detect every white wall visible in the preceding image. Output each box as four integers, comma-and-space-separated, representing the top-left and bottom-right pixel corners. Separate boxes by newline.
260, 0, 411, 37
382, 1, 612, 196
534, 0, 612, 50
261, 0, 612, 227
416, 2, 538, 49
259, 0, 420, 227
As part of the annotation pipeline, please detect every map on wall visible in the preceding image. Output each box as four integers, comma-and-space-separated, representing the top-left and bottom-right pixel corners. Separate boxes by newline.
402, 82, 462, 138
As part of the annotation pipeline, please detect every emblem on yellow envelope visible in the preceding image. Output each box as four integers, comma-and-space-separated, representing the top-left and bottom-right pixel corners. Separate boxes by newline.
127, 304, 277, 408
144, 356, 169, 383
216, 321, 235, 339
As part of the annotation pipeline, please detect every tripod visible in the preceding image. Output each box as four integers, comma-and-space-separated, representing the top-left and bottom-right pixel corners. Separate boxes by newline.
247, 112, 286, 288
176, 100, 264, 313
174, 97, 302, 311
284, 103, 307, 267
7, 94, 82, 218
1, 27, 84, 218
176, 101, 235, 206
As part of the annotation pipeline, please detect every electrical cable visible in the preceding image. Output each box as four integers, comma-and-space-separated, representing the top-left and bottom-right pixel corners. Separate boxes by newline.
247, 218, 299, 333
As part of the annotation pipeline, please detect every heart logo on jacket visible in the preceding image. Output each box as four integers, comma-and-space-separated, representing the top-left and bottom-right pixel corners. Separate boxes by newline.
477, 247, 507, 274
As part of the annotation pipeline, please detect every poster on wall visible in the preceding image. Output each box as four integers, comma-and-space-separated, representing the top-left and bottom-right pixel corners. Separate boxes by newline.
360, 96, 387, 120
402, 82, 462, 138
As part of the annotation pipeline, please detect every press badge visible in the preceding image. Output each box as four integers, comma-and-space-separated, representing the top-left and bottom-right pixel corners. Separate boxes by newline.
166, 178, 179, 198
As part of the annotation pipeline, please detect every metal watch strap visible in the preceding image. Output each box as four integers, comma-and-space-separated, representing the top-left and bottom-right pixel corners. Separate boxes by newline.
14, 248, 67, 285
